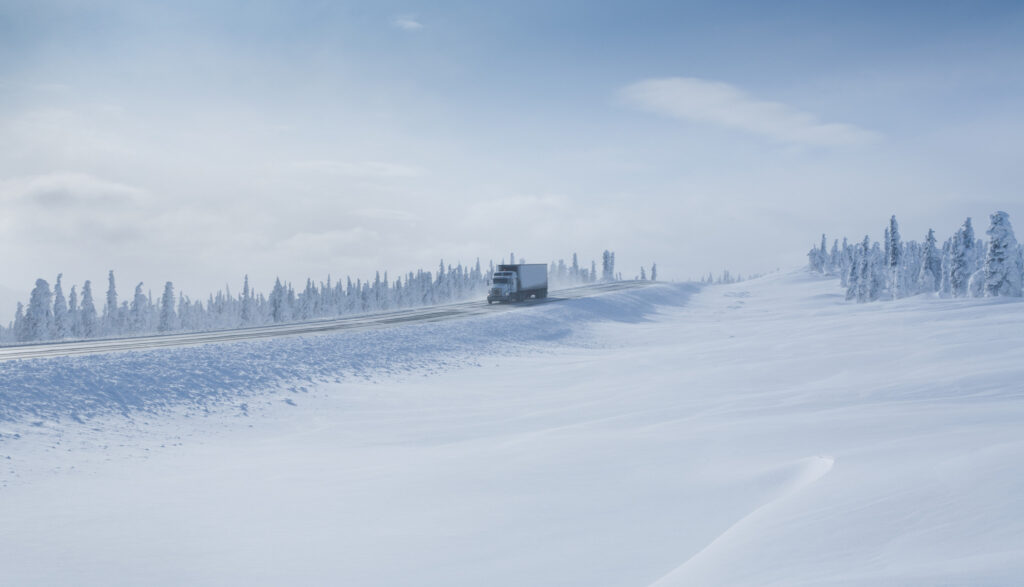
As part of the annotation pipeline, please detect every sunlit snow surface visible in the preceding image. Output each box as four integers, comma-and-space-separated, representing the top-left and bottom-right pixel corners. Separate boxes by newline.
2, 271, 1023, 586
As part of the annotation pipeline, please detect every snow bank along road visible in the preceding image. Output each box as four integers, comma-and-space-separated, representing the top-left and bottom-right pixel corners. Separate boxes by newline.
2, 272, 1024, 586
0, 281, 647, 361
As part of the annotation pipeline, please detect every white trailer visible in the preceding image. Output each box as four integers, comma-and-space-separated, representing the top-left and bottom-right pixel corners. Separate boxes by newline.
487, 264, 548, 303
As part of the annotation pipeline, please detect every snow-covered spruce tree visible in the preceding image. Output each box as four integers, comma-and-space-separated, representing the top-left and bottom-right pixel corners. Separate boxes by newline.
129, 282, 148, 333
902, 239, 922, 295
949, 218, 976, 297
807, 234, 825, 273
807, 245, 820, 273
67, 285, 79, 338
52, 274, 68, 339
938, 238, 953, 296
850, 238, 886, 303
651, 263, 657, 281
918, 229, 942, 293
820, 234, 830, 272
12, 303, 27, 342
26, 279, 54, 342
886, 216, 902, 299
104, 270, 119, 335
177, 295, 198, 332
639, 267, 647, 280
241, 275, 254, 325
159, 282, 176, 332
838, 238, 852, 287
270, 278, 287, 323
869, 242, 886, 301
982, 211, 1023, 297
847, 237, 867, 301
80, 280, 98, 338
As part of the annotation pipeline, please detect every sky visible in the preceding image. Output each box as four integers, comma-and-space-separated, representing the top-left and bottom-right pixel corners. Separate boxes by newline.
2, 0, 1023, 319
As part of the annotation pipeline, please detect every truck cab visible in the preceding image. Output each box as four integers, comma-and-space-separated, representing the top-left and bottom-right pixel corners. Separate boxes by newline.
487, 264, 548, 303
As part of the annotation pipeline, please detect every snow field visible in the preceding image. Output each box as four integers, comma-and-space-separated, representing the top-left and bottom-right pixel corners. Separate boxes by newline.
1, 271, 1023, 586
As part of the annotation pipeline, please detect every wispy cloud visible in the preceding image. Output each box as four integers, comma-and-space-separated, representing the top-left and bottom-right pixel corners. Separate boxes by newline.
0, 172, 151, 246
391, 15, 423, 31
0, 172, 147, 208
619, 77, 880, 146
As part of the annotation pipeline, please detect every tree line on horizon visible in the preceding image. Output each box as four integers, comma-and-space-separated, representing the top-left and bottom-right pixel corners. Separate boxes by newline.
808, 211, 1024, 302
0, 250, 648, 344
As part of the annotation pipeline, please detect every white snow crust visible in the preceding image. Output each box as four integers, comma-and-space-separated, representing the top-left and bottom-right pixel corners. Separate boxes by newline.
2, 271, 1023, 586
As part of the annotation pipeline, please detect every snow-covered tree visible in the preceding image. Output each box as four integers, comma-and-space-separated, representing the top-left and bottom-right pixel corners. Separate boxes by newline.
949, 218, 976, 297
938, 238, 952, 297
807, 234, 830, 273
869, 242, 886, 301
104, 270, 119, 334
130, 282, 148, 333
12, 302, 27, 342
270, 278, 287, 323
159, 282, 177, 332
838, 238, 852, 287
982, 211, 1023, 297
67, 285, 80, 338
52, 274, 68, 339
918, 229, 942, 293
80, 281, 98, 338
241, 275, 254, 324
651, 263, 657, 281
25, 279, 53, 341
816, 211, 1024, 303
887, 216, 902, 299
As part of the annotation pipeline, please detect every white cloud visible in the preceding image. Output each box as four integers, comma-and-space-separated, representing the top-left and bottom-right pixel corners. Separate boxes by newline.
391, 15, 423, 31
619, 77, 880, 146
0, 173, 152, 246
0, 172, 147, 208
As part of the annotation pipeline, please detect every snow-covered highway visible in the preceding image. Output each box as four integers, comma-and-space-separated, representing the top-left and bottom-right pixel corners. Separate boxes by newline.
0, 281, 649, 361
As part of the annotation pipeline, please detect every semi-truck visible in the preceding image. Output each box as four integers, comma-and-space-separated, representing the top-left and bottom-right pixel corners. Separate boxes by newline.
487, 264, 548, 303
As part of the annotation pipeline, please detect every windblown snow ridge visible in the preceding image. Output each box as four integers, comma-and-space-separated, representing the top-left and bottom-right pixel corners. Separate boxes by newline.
0, 284, 695, 423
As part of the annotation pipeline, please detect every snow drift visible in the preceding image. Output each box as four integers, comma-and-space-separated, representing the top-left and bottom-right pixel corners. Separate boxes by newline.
3, 271, 1024, 586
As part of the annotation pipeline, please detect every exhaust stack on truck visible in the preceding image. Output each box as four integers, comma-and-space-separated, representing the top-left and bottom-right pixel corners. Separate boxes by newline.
487, 264, 548, 303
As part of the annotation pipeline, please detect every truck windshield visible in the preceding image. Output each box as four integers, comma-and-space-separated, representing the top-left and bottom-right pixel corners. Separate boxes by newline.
493, 277, 510, 284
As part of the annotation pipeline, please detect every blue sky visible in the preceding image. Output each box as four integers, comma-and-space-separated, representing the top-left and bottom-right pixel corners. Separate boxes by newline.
2, 1, 1023, 316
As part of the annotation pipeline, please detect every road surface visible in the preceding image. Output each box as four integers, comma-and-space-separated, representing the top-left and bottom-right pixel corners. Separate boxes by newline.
0, 281, 652, 361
